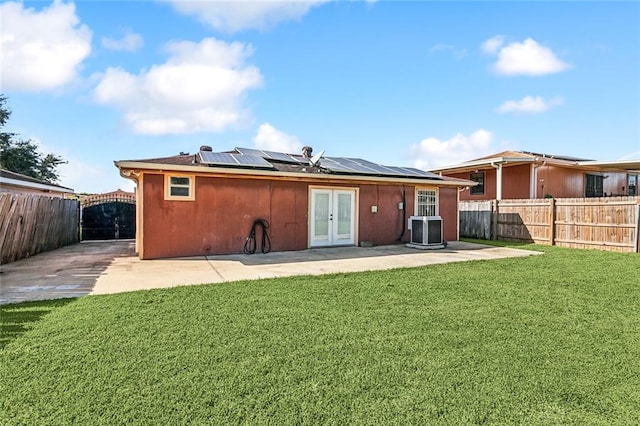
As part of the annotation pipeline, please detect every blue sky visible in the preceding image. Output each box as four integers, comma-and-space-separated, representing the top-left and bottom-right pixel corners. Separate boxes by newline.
2, 0, 639, 193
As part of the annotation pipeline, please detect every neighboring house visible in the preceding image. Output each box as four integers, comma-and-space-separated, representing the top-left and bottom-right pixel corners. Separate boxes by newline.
115, 146, 474, 259
0, 168, 74, 197
429, 151, 640, 201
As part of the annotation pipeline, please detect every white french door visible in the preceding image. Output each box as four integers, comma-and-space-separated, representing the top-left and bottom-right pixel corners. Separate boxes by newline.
310, 189, 356, 247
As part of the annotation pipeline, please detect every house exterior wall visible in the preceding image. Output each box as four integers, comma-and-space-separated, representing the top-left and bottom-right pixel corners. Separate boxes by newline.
140, 173, 460, 259
0, 183, 67, 197
438, 187, 459, 241
535, 165, 584, 198
451, 168, 496, 201
448, 165, 630, 200
603, 172, 631, 196
502, 164, 531, 199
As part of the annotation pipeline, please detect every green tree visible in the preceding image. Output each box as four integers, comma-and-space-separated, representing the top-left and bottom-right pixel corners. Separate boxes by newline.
0, 95, 66, 184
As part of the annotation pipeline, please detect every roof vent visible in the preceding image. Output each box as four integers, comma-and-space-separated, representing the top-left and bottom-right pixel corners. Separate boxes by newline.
302, 146, 313, 158
200, 145, 213, 152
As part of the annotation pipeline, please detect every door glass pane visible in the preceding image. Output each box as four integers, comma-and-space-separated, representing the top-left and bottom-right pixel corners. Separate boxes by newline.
337, 193, 351, 236
314, 193, 329, 238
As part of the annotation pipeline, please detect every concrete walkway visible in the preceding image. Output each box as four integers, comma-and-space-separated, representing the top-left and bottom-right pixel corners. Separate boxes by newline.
1, 240, 542, 305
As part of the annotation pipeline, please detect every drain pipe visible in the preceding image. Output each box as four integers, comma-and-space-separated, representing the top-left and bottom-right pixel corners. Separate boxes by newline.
490, 161, 503, 200
532, 157, 547, 199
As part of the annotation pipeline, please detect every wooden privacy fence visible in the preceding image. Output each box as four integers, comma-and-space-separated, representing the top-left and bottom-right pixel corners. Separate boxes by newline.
0, 193, 80, 264
459, 196, 640, 253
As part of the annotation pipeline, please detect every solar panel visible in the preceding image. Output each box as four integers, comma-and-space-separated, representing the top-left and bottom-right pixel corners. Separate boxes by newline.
333, 158, 380, 173
233, 154, 273, 167
199, 151, 273, 168
235, 147, 265, 157
267, 151, 304, 163
320, 157, 359, 173
235, 147, 302, 164
384, 166, 442, 179
319, 156, 442, 179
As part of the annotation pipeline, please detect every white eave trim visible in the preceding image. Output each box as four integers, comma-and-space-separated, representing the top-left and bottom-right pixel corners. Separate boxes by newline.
114, 161, 475, 188
430, 157, 536, 173
576, 159, 640, 172
0, 176, 74, 193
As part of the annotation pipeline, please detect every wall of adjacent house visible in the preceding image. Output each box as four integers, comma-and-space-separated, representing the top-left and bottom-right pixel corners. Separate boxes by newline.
603, 172, 630, 196
1, 183, 67, 198
451, 168, 497, 201
502, 164, 531, 199
535, 165, 584, 198
140, 173, 461, 259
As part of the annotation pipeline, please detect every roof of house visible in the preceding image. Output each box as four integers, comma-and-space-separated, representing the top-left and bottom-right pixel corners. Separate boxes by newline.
0, 169, 74, 193
116, 146, 475, 187
429, 150, 640, 174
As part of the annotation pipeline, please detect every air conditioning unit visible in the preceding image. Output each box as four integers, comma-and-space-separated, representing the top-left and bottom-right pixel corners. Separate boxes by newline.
406, 216, 445, 249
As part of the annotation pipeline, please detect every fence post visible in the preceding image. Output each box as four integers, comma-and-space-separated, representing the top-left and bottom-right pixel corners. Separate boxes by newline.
549, 197, 556, 246
635, 203, 640, 253
491, 199, 498, 240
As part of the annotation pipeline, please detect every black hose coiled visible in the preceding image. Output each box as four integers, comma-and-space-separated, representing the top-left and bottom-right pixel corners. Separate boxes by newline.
243, 218, 271, 254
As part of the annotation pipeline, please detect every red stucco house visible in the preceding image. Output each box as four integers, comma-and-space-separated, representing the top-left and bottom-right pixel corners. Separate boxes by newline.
429, 151, 640, 201
115, 146, 474, 259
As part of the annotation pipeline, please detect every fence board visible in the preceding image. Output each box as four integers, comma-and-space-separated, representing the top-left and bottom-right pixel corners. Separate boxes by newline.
460, 196, 640, 253
0, 193, 79, 264
458, 200, 492, 239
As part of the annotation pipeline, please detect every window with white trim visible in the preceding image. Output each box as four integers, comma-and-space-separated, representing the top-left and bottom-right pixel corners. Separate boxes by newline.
165, 175, 195, 201
415, 188, 437, 216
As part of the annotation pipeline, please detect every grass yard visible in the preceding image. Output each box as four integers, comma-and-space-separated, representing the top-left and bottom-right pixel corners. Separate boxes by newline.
1, 242, 639, 424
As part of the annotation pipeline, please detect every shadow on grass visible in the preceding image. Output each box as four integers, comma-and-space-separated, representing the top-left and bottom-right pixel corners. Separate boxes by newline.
0, 298, 77, 349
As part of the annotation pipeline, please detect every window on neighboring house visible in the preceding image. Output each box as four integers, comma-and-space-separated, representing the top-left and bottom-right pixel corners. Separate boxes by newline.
585, 174, 604, 197
470, 172, 485, 195
415, 188, 437, 216
628, 175, 638, 196
165, 175, 195, 201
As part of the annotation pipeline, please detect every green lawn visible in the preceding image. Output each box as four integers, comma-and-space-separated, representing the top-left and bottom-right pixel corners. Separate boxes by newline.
1, 242, 639, 425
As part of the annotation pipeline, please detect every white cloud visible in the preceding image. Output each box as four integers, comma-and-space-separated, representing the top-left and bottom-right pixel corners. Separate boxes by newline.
102, 30, 143, 52
0, 0, 92, 92
481, 35, 504, 54
164, 0, 327, 33
497, 96, 564, 114
93, 37, 263, 135
253, 123, 303, 153
409, 129, 495, 170
483, 36, 570, 76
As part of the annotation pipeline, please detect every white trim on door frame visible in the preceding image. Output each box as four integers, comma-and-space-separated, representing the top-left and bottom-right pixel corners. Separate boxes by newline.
308, 186, 358, 248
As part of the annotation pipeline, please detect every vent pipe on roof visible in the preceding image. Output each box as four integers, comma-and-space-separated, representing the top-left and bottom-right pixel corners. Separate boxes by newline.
302, 146, 313, 158
200, 145, 213, 152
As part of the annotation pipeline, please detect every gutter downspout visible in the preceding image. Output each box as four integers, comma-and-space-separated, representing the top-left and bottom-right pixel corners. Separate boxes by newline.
531, 158, 546, 199
490, 161, 503, 200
